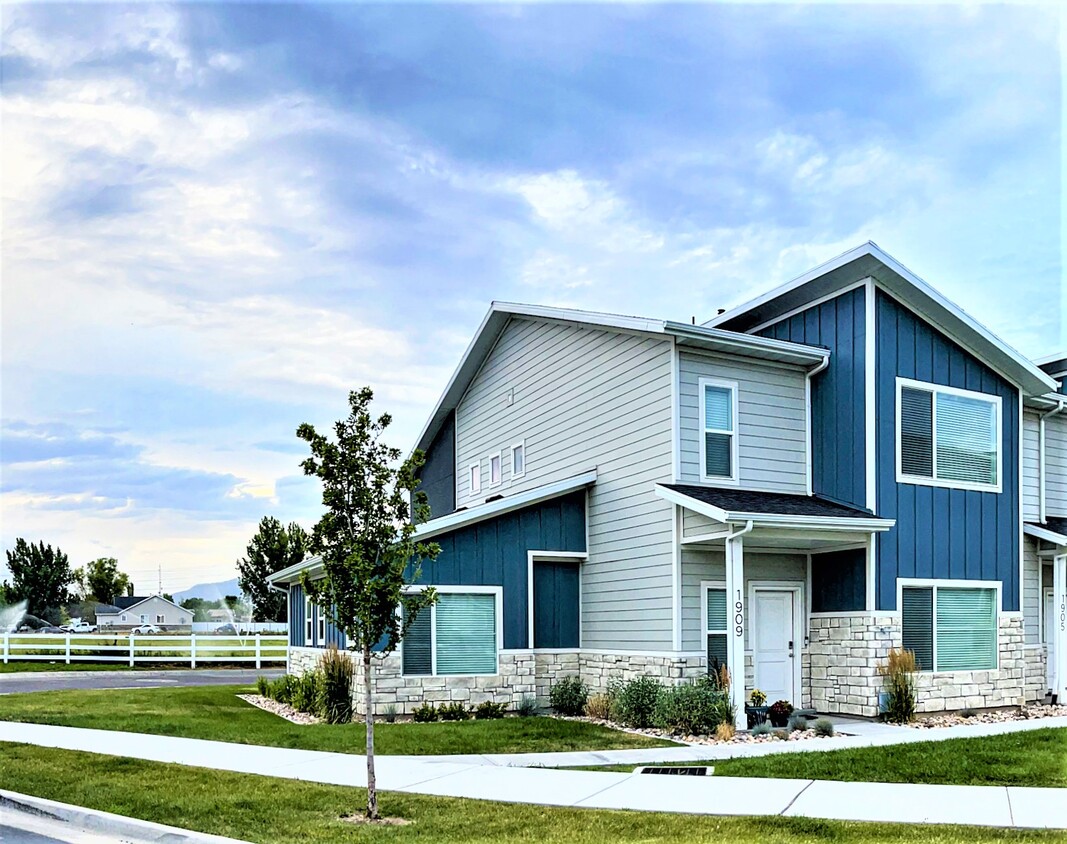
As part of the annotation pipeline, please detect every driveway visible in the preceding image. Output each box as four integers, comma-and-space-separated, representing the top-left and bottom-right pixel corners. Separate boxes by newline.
0, 668, 282, 695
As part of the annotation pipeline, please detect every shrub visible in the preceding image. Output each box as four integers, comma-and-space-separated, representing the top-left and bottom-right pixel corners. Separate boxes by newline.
438, 701, 471, 721
291, 670, 323, 715
549, 676, 588, 716
653, 683, 726, 735
516, 695, 539, 717
383, 703, 398, 724
751, 721, 773, 737
256, 675, 271, 697
267, 674, 296, 705
959, 707, 977, 719
475, 700, 507, 720
318, 646, 353, 724
813, 718, 835, 737
787, 714, 810, 733
584, 693, 612, 721
611, 676, 662, 729
714, 722, 735, 742
773, 729, 789, 741
877, 647, 917, 724
412, 702, 438, 722
698, 671, 736, 728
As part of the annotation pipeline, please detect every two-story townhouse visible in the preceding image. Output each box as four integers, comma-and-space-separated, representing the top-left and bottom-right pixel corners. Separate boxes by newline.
270, 242, 1066, 727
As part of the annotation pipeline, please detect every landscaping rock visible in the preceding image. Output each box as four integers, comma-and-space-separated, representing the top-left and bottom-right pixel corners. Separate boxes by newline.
911, 703, 1067, 729
237, 693, 320, 724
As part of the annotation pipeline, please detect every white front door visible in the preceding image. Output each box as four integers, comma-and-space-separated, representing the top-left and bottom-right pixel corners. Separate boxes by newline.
752, 589, 796, 704
1047, 588, 1057, 693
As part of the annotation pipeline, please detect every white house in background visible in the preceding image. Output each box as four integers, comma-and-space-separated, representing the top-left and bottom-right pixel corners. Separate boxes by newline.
96, 595, 191, 630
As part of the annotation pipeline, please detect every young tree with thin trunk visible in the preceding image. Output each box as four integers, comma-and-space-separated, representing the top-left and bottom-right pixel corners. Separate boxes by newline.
297, 387, 439, 820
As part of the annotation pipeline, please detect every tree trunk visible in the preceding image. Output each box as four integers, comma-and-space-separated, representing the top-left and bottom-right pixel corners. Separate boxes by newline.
364, 644, 378, 819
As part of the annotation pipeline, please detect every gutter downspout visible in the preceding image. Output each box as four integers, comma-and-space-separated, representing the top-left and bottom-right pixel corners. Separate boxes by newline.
727, 519, 755, 542
805, 355, 831, 497
1039, 400, 1067, 523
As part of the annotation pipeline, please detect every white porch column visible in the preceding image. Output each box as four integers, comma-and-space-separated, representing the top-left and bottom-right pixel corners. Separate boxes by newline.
725, 527, 748, 731
1054, 554, 1067, 703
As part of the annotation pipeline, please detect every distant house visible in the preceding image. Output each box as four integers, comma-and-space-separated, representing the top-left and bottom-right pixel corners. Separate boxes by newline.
206, 609, 230, 622
96, 595, 191, 630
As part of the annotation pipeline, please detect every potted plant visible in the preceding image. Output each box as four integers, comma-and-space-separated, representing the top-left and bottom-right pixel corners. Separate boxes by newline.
745, 688, 769, 728
768, 699, 793, 728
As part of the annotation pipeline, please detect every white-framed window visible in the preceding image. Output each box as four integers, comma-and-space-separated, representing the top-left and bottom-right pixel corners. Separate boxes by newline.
511, 440, 525, 479
156, 614, 165, 624
179, 616, 187, 624
401, 586, 501, 677
305, 596, 313, 643
900, 580, 999, 672
699, 377, 739, 483
140, 614, 148, 623
468, 462, 482, 496
121, 614, 127, 622
896, 378, 1001, 492
318, 607, 326, 643
700, 581, 729, 671
490, 453, 502, 486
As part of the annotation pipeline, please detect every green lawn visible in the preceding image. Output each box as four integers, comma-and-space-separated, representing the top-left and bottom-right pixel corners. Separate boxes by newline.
572, 728, 1067, 788
0, 684, 675, 755
3, 742, 1060, 844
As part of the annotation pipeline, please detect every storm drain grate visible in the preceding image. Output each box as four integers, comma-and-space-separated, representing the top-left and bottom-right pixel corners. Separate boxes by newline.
634, 766, 711, 776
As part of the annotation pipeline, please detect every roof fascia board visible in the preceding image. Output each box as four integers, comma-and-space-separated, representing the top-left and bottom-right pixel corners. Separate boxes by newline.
1023, 523, 1067, 546
747, 278, 871, 335
413, 470, 598, 541
654, 484, 729, 522
664, 323, 829, 368
267, 557, 324, 586
122, 595, 186, 613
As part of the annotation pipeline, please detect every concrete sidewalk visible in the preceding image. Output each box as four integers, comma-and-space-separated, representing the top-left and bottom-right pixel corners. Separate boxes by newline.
2, 720, 1066, 830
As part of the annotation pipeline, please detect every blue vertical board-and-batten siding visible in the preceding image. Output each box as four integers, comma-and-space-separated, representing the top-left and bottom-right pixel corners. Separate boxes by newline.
416, 411, 456, 519
289, 583, 304, 646
811, 548, 866, 612
533, 559, 581, 648
413, 491, 586, 649
875, 292, 1020, 612
757, 286, 867, 509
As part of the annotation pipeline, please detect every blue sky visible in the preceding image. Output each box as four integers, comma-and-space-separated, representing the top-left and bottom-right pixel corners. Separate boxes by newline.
1, 3, 1062, 591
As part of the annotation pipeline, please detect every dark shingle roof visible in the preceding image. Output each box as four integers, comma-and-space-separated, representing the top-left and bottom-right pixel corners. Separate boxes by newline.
94, 603, 122, 614
113, 596, 147, 610
661, 484, 880, 520
1030, 517, 1067, 540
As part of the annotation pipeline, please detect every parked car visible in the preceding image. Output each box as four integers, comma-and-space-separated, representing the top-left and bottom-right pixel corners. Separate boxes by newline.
213, 623, 238, 635
37, 626, 67, 634
66, 621, 97, 633
130, 624, 161, 635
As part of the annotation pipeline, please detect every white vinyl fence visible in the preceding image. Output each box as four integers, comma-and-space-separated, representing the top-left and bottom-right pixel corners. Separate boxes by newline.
190, 622, 288, 633
2, 633, 287, 668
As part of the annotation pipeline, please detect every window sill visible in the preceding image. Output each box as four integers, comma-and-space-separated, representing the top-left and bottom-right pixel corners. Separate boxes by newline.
896, 474, 1001, 494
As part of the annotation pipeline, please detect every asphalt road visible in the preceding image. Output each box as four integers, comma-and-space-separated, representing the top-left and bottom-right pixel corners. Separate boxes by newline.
0, 668, 282, 695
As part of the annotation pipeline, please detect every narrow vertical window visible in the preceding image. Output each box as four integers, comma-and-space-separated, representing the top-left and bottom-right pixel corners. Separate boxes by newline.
700, 380, 737, 481
512, 442, 525, 478
900, 387, 934, 477
469, 462, 481, 495
305, 596, 313, 643
705, 585, 728, 672
490, 453, 501, 486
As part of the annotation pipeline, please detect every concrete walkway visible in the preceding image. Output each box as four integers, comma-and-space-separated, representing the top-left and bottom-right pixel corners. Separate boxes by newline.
2, 720, 1066, 830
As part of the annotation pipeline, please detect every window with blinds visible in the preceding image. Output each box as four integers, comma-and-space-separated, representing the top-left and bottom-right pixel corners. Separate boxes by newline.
705, 585, 728, 671
701, 380, 737, 481
901, 584, 997, 672
401, 591, 498, 676
897, 380, 999, 490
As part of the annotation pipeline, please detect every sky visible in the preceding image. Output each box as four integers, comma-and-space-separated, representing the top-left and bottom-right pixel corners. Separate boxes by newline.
1, 3, 1063, 593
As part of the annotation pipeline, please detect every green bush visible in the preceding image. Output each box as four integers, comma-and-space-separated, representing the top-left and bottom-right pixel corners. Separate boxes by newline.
653, 682, 728, 735
751, 721, 773, 737
318, 646, 353, 724
611, 676, 662, 729
383, 703, 398, 724
516, 695, 538, 717
412, 702, 438, 722
438, 701, 471, 721
549, 676, 588, 716
291, 670, 324, 715
878, 647, 917, 724
256, 675, 271, 697
812, 718, 834, 737
787, 714, 810, 733
474, 700, 507, 720
267, 674, 296, 704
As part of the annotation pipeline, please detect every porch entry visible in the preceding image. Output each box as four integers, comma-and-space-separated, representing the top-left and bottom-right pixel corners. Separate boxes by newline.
750, 586, 800, 705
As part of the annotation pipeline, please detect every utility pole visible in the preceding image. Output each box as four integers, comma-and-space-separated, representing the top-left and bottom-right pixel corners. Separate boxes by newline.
158, 565, 162, 596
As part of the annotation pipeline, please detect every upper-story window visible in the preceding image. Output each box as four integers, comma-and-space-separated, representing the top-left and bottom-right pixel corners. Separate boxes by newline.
699, 378, 739, 483
897, 378, 1000, 492
490, 453, 502, 486
468, 462, 482, 496
511, 441, 525, 479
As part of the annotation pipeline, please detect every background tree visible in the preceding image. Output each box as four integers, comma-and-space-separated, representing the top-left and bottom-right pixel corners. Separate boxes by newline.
3, 539, 75, 618
73, 557, 133, 605
298, 387, 439, 820
237, 517, 308, 621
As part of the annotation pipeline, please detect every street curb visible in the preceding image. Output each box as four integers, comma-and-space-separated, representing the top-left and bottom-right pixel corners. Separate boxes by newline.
0, 789, 255, 844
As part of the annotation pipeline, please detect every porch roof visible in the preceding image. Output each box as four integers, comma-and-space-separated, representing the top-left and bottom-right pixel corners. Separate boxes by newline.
1024, 519, 1067, 547
656, 483, 893, 532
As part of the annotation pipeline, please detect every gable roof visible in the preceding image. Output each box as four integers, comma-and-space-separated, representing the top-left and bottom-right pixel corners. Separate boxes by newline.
413, 301, 830, 455
705, 242, 1057, 398
108, 594, 186, 613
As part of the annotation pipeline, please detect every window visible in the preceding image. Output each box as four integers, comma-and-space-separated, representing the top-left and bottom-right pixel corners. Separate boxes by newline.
121, 614, 127, 622
490, 453, 502, 486
179, 616, 187, 624
901, 583, 998, 672
156, 615, 165, 624
512, 441, 525, 479
702, 583, 728, 671
468, 462, 482, 496
140, 614, 148, 623
699, 379, 738, 482
402, 589, 499, 676
318, 609, 326, 643
305, 596, 313, 643
897, 379, 1000, 491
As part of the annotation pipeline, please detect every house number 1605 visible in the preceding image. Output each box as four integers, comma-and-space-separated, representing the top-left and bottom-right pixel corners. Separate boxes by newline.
735, 590, 744, 636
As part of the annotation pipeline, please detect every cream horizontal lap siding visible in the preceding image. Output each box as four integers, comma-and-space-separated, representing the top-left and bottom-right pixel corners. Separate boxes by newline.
102, 596, 188, 627
1046, 413, 1067, 517
1023, 537, 1041, 644
677, 350, 808, 493
454, 317, 675, 649
1022, 411, 1040, 521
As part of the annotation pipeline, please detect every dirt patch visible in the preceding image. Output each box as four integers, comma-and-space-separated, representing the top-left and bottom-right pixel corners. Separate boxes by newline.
237, 693, 320, 724
341, 813, 412, 826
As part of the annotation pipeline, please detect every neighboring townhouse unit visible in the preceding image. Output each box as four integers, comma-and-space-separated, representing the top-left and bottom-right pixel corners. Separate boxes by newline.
271, 242, 1067, 726
96, 595, 192, 629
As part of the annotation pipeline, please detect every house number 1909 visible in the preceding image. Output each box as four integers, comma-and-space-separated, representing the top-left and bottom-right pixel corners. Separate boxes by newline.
735, 590, 744, 636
